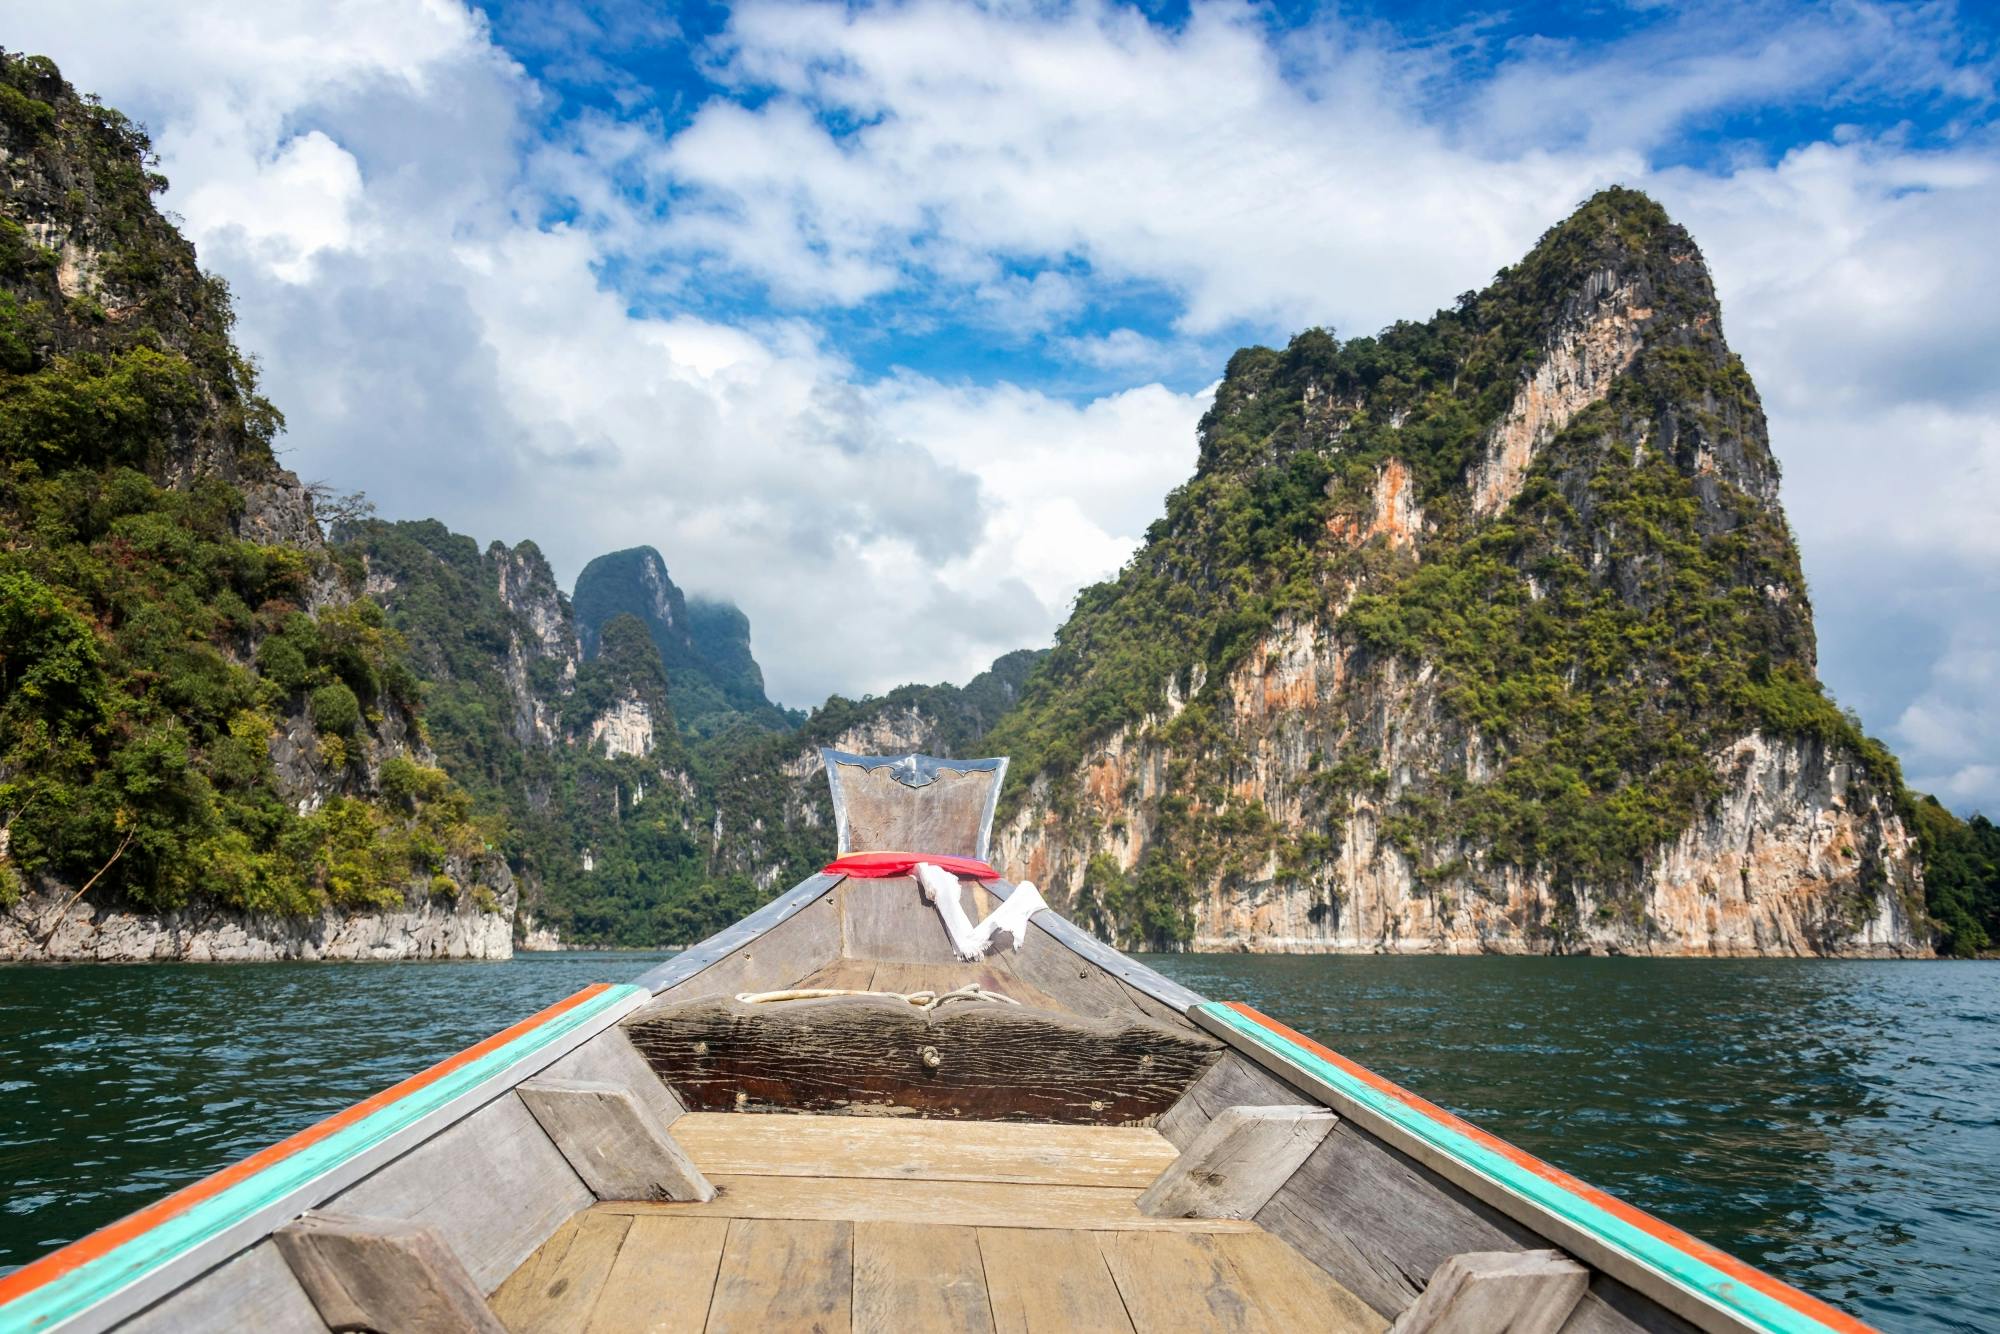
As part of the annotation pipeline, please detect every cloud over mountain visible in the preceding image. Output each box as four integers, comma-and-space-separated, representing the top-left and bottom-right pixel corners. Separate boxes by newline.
10, 0, 1998, 805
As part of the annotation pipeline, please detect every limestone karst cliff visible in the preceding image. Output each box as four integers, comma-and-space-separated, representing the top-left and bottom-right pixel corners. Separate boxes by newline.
0, 53, 513, 959
0, 50, 1954, 959
573, 546, 798, 738
984, 189, 1930, 956
343, 515, 1046, 945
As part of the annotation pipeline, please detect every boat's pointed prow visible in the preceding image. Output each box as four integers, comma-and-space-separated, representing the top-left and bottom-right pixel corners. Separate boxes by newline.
820, 748, 1008, 862
0, 750, 1881, 1334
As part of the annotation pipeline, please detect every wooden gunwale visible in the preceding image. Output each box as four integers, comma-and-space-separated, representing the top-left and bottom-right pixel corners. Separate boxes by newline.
1194, 1001, 1877, 1334
0, 982, 648, 1334
0, 839, 1881, 1334
630, 871, 840, 996
985, 878, 1206, 1014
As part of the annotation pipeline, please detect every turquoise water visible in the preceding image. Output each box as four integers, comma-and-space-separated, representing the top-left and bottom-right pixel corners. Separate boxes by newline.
0, 954, 1993, 1332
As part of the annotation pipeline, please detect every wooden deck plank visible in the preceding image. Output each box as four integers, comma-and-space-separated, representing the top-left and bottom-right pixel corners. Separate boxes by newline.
584, 1216, 728, 1334
978, 1227, 1135, 1334
670, 1112, 1178, 1188
1100, 1231, 1264, 1332
794, 957, 881, 991
491, 1209, 631, 1333
1213, 1230, 1388, 1333
704, 1218, 852, 1334
598, 1177, 1259, 1232
490, 1212, 582, 1318
853, 1221, 992, 1332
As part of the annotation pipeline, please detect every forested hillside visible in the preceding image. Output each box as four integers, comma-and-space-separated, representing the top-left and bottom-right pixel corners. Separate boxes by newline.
987, 189, 1936, 956
0, 52, 510, 957
3, 53, 1993, 958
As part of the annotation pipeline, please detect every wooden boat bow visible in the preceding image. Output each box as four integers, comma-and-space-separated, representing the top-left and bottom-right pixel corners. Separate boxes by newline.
0, 751, 1878, 1334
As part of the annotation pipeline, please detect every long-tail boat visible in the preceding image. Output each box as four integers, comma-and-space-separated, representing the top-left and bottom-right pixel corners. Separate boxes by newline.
0, 750, 1874, 1333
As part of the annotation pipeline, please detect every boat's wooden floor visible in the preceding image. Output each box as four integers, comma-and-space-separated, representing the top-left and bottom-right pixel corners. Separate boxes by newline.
491, 1113, 1386, 1333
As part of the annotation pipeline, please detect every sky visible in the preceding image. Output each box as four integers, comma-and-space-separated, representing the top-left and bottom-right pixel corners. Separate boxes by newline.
8, 0, 2000, 810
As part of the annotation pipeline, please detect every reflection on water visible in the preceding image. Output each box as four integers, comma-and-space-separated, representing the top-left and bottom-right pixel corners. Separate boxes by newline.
1, 954, 1994, 1333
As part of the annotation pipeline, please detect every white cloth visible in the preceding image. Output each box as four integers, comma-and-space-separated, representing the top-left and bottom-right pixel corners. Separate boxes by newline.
914, 862, 1050, 962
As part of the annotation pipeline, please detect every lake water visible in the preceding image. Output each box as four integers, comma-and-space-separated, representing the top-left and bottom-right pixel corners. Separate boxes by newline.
1, 954, 1993, 1332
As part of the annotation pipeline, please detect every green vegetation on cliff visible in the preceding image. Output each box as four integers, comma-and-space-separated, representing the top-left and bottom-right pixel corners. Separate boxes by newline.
0, 53, 492, 917
0, 53, 1966, 957
1912, 798, 2000, 956
573, 546, 799, 738
989, 188, 1917, 945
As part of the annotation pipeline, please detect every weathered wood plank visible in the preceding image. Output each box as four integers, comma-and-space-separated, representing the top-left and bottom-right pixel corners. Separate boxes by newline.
670, 1111, 1178, 1187
840, 875, 965, 962
633, 872, 843, 998
705, 1218, 852, 1334
1099, 1230, 1264, 1331
488, 1212, 581, 1324
328, 1086, 594, 1293
584, 1216, 728, 1334
826, 753, 1004, 860
598, 1177, 1261, 1232
1157, 1051, 1315, 1150
996, 919, 1153, 1019
625, 992, 1219, 1123
273, 1211, 505, 1334
1390, 1250, 1589, 1334
853, 1221, 992, 1332
978, 1227, 1135, 1334
120, 1241, 331, 1334
858, 956, 1065, 1009
1252, 1120, 1542, 1318
647, 883, 845, 1004
1139, 1105, 1337, 1220
987, 880, 1208, 1018
517, 1079, 714, 1203
1212, 1231, 1388, 1333
795, 956, 882, 991
968, 951, 1072, 1010
538, 1025, 684, 1130
487, 1209, 631, 1333
1560, 1277, 1704, 1334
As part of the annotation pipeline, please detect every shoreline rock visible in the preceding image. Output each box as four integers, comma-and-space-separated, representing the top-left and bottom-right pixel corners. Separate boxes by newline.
0, 890, 514, 963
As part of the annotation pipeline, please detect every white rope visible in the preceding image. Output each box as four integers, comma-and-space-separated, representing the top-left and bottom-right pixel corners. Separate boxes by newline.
734, 983, 1023, 1010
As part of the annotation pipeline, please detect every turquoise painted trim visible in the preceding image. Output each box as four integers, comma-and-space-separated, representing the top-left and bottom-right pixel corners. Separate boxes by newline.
1197, 1002, 1852, 1334
2, 983, 644, 1334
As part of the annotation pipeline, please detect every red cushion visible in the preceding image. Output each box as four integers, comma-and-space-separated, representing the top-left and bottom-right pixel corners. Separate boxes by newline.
823, 851, 998, 880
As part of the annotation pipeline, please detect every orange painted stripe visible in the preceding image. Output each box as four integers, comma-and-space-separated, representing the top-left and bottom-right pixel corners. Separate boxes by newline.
0, 982, 617, 1304
1225, 1002, 1875, 1334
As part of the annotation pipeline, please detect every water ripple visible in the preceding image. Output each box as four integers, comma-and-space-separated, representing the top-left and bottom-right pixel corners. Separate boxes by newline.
1, 953, 1994, 1333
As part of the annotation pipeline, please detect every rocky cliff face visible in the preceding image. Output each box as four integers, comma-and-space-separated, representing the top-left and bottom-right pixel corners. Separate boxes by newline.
572, 546, 798, 737
3, 851, 514, 961
492, 538, 579, 746
0, 56, 511, 960
989, 189, 1929, 957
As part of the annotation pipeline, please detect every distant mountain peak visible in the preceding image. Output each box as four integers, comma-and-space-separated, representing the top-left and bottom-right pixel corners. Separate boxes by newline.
572, 545, 795, 739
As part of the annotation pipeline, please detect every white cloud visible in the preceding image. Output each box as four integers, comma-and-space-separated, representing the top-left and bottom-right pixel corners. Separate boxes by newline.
11, 0, 2000, 811
178, 130, 364, 283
